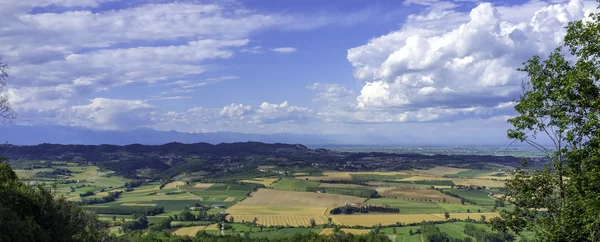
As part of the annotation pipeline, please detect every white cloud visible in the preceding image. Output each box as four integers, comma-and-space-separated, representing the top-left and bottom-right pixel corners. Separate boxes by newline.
60, 98, 156, 130
345, 0, 597, 123
271, 47, 297, 54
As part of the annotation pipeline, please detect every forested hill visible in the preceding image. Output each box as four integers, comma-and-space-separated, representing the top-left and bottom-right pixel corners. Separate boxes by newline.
3, 141, 539, 177
1, 142, 313, 159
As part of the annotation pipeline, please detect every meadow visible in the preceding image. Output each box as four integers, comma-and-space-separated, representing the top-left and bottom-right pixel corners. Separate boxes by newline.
11, 161, 514, 240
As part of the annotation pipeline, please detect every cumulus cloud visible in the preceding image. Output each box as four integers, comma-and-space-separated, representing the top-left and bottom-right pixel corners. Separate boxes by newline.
345, 0, 597, 122
271, 47, 297, 54
59, 98, 156, 130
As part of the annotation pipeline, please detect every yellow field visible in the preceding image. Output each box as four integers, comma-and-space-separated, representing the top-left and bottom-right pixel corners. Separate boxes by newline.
228, 206, 328, 215
232, 215, 329, 226
121, 203, 157, 206
173, 225, 217, 237
450, 178, 506, 187
320, 228, 371, 235
299, 172, 352, 181
193, 183, 213, 190
224, 197, 236, 202
163, 181, 186, 189
378, 188, 461, 203
293, 172, 310, 176
413, 166, 468, 177
237, 189, 364, 207
240, 178, 279, 186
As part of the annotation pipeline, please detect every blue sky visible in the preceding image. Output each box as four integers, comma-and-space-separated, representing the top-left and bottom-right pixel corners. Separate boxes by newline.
0, 0, 597, 144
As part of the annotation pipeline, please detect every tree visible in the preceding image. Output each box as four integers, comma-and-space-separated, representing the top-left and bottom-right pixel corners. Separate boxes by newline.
444, 212, 450, 220
328, 217, 333, 225
252, 217, 258, 227
392, 228, 397, 234
480, 215, 486, 223
490, 8, 600, 242
310, 218, 316, 228
0, 59, 16, 122
0, 162, 112, 241
229, 216, 235, 223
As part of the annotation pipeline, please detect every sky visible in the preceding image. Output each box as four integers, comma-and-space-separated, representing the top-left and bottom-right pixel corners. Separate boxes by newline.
0, 0, 597, 144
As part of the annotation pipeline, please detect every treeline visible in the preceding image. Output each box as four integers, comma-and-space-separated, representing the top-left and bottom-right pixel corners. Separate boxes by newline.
169, 208, 227, 222
83, 205, 164, 216
77, 191, 123, 205
306, 187, 379, 198
330, 205, 399, 214
121, 216, 150, 233
117, 230, 393, 242
35, 168, 72, 178
439, 190, 477, 205
124, 179, 145, 189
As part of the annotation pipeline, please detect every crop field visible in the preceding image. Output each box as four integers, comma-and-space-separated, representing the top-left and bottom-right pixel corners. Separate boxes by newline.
192, 183, 214, 190
446, 189, 496, 206
320, 228, 371, 235
431, 212, 499, 221
330, 214, 444, 226
236, 189, 364, 207
297, 172, 353, 181
231, 215, 329, 226
378, 188, 461, 203
240, 178, 279, 186
414, 166, 468, 177
248, 228, 323, 238
330, 212, 499, 226
270, 177, 320, 191
398, 175, 505, 188
173, 225, 218, 236
227, 206, 328, 215
350, 173, 411, 181
443, 170, 493, 178
366, 198, 446, 213
163, 181, 186, 189
318, 183, 374, 189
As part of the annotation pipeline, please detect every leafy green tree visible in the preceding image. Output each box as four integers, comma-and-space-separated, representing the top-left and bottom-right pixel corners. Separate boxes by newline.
0, 161, 112, 242
491, 8, 600, 242
310, 218, 316, 228
444, 212, 450, 220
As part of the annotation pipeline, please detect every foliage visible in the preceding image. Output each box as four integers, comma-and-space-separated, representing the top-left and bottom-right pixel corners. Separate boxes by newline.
117, 230, 392, 242
463, 224, 514, 242
83, 206, 164, 216
330, 204, 399, 214
0, 161, 112, 242
77, 191, 122, 205
490, 9, 600, 242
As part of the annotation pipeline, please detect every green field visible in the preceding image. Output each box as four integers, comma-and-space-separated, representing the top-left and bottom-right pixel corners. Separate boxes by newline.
248, 228, 322, 238
446, 189, 496, 206
269, 177, 320, 191
350, 174, 411, 182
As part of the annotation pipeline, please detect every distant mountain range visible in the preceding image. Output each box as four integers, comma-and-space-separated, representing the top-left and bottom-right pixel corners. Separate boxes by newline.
0, 125, 404, 146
